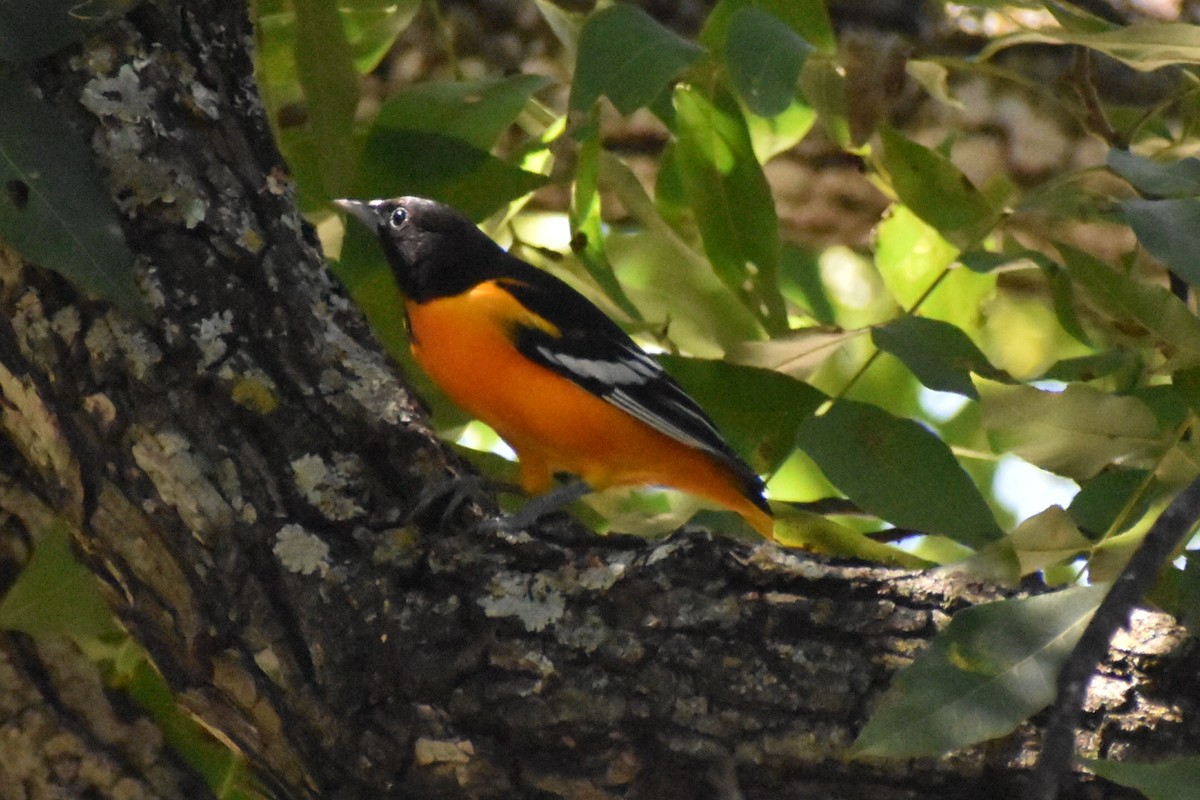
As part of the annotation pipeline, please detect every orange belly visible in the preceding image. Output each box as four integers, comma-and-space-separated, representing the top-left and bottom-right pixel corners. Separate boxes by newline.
407, 284, 773, 538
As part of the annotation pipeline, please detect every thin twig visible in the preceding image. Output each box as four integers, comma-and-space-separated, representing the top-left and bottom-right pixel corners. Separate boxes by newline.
1022, 473, 1200, 800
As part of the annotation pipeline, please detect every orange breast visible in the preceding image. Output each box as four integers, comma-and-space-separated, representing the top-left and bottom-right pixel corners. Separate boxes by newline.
406, 282, 773, 538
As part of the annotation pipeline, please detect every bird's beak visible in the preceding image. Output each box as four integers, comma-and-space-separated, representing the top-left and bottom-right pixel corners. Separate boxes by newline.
334, 198, 378, 230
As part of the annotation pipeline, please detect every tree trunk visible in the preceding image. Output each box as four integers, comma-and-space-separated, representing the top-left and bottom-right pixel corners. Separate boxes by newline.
0, 2, 1195, 799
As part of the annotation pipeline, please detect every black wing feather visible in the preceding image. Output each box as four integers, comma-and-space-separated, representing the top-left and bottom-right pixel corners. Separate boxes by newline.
495, 260, 768, 509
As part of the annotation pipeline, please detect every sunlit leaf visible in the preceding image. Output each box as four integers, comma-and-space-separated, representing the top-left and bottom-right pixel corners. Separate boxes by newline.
873, 316, 1005, 399
570, 4, 702, 115
725, 7, 812, 117
570, 124, 641, 320
906, 60, 963, 109
851, 584, 1108, 758
981, 382, 1165, 481
728, 327, 864, 378
1008, 505, 1091, 575
745, 101, 817, 162
874, 205, 958, 307
673, 83, 786, 331
0, 73, 142, 316
597, 151, 764, 350
878, 127, 999, 249
984, 23, 1200, 72
774, 508, 930, 568
798, 399, 1003, 547
1059, 244, 1200, 369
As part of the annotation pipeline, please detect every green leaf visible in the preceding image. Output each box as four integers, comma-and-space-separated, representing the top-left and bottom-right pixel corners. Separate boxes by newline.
1107, 148, 1200, 199
874, 204, 958, 307
797, 54, 849, 147
0, 521, 121, 641
729, 327, 864, 378
1008, 505, 1091, 575
357, 130, 546, 221
725, 7, 812, 117
340, 0, 421, 73
1121, 198, 1200, 288
878, 127, 999, 248
797, 399, 1003, 547
1068, 468, 1152, 537
981, 383, 1165, 481
0, 73, 142, 316
293, 0, 360, 198
1041, 350, 1139, 384
672, 83, 787, 332
1085, 756, 1200, 800
597, 150, 765, 349
570, 125, 642, 320
1044, 2, 1117, 34
700, 0, 835, 54
778, 243, 835, 324
1148, 554, 1200, 634
745, 100, 817, 162
959, 251, 1019, 273
570, 4, 702, 115
851, 584, 1109, 758
375, 75, 553, 150
872, 316, 1004, 399
906, 60, 963, 109
774, 508, 931, 568
660, 356, 825, 473
0, 0, 133, 62
984, 22, 1200, 72
1059, 244, 1200, 369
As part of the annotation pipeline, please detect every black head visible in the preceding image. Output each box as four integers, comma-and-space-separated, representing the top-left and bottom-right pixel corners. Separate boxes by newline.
335, 196, 508, 302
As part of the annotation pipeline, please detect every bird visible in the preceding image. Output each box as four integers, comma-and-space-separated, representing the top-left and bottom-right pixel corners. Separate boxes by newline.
336, 195, 774, 539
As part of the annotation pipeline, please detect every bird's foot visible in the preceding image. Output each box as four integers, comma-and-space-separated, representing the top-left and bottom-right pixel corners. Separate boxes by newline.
477, 479, 593, 535
408, 473, 518, 532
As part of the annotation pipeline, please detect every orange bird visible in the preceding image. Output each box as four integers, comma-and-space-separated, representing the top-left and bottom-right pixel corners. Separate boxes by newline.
337, 196, 774, 539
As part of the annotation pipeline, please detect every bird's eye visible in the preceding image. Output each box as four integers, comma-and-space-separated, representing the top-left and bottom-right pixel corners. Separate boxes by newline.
389, 207, 408, 229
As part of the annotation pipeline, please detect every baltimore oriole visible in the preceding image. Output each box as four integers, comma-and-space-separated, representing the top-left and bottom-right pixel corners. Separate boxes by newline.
336, 196, 774, 539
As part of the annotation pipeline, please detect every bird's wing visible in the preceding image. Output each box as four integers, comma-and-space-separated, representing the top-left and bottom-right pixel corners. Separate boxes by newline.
496, 270, 765, 500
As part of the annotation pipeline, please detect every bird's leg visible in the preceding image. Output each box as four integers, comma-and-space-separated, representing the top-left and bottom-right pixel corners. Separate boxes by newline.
484, 479, 593, 533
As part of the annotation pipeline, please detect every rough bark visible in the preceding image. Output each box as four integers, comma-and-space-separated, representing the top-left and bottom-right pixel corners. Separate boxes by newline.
0, 2, 1197, 799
